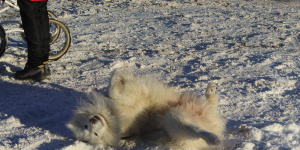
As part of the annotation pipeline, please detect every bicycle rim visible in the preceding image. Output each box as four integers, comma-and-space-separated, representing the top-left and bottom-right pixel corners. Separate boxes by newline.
49, 19, 71, 60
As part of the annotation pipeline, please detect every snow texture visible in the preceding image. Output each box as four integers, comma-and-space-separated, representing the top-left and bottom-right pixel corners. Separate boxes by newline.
0, 0, 299, 149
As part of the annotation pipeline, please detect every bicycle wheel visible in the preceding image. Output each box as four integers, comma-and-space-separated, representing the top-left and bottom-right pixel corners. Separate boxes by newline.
48, 10, 58, 19
47, 11, 60, 43
49, 19, 71, 60
0, 25, 7, 58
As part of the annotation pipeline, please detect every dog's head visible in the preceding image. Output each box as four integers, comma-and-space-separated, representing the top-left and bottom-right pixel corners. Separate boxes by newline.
67, 113, 107, 145
66, 92, 121, 147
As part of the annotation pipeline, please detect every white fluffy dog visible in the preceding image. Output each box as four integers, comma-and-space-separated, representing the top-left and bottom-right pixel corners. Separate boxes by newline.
67, 69, 225, 149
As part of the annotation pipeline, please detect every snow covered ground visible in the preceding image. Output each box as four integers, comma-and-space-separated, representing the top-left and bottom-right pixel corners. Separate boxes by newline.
0, 0, 299, 149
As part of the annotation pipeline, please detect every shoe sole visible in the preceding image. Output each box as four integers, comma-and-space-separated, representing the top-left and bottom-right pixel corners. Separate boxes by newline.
32, 72, 51, 81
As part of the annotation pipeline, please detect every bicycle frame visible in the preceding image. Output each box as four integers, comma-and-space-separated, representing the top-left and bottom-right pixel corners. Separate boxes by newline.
0, 0, 19, 14
0, 0, 24, 34
0, 21, 23, 33
1, 0, 58, 34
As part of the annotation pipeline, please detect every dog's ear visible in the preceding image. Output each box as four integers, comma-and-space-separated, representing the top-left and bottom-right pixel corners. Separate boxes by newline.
66, 121, 77, 132
66, 114, 86, 133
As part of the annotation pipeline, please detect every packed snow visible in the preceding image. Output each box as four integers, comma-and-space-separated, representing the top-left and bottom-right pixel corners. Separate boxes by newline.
0, 0, 299, 149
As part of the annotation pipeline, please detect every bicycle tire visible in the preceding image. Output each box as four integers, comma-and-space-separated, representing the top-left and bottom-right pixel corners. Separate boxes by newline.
47, 11, 60, 43
47, 10, 58, 19
49, 19, 71, 61
0, 25, 7, 58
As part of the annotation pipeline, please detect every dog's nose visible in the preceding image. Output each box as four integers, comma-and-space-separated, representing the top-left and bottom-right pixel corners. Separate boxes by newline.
89, 118, 98, 124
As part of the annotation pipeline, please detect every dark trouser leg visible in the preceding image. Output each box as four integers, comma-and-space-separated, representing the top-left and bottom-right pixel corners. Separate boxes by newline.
17, 0, 50, 68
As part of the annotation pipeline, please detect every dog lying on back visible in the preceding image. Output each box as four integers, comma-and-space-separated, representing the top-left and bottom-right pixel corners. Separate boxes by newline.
67, 69, 225, 149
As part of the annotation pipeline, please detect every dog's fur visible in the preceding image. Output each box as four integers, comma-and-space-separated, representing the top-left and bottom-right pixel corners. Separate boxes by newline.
67, 69, 225, 149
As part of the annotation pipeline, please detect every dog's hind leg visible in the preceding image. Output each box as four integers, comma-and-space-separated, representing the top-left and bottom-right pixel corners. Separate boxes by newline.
163, 110, 222, 146
184, 124, 222, 145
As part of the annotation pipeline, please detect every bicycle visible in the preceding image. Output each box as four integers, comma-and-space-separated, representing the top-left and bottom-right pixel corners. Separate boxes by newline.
0, 0, 71, 61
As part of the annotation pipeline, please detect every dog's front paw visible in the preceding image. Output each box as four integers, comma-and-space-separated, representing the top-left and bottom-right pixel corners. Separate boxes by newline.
206, 82, 216, 96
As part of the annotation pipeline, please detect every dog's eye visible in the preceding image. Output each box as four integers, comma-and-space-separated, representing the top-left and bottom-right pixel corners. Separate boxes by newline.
94, 132, 99, 136
85, 125, 88, 129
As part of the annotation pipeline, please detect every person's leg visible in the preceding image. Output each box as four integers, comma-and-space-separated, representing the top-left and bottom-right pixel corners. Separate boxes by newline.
16, 0, 50, 81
